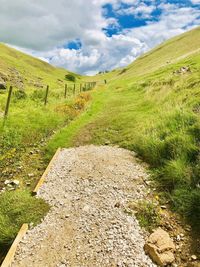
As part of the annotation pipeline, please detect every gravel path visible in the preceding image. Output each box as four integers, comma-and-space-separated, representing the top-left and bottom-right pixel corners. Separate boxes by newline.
12, 145, 156, 267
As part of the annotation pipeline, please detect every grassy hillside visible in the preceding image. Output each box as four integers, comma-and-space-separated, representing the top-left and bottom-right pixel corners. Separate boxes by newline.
0, 43, 82, 87
124, 26, 200, 78
47, 27, 200, 230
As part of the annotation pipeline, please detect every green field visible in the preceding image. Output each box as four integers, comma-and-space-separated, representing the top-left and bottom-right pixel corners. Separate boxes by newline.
0, 27, 200, 251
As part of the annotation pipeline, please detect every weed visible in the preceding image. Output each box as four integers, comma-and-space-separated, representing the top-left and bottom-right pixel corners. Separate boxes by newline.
128, 200, 161, 231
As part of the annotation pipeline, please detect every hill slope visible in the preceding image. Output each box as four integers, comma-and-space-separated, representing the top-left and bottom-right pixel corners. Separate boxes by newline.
124, 26, 200, 78
0, 43, 82, 91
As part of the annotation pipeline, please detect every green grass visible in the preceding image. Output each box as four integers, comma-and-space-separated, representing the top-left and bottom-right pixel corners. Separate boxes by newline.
0, 191, 49, 247
0, 42, 94, 171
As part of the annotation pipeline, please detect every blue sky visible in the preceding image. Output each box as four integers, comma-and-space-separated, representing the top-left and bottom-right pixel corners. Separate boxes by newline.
0, 0, 199, 74
104, 0, 200, 36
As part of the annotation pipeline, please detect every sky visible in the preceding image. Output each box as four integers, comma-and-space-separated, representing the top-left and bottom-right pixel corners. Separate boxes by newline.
0, 0, 199, 75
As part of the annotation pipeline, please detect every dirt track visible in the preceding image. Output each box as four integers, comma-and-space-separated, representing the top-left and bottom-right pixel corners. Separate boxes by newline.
12, 145, 156, 267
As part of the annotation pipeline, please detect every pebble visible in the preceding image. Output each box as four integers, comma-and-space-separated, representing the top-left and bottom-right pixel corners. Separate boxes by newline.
191, 255, 197, 261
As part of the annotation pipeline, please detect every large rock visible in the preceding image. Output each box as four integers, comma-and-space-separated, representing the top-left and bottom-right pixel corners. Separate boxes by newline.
144, 228, 175, 266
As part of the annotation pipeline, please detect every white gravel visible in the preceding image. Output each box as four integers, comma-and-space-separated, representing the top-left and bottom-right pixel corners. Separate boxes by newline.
12, 145, 156, 267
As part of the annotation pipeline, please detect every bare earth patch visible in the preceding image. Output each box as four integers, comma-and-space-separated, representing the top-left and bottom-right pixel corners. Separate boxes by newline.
12, 145, 156, 267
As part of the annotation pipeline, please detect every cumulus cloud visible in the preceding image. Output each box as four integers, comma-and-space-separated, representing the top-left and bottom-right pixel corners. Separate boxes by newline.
114, 1, 156, 19
0, 0, 200, 74
0, 0, 111, 50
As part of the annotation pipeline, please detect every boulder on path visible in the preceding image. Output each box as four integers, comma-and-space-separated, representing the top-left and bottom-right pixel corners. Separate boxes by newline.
144, 228, 175, 266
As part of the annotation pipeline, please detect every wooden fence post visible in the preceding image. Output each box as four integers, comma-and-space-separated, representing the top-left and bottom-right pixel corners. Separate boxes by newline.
73, 84, 76, 96
64, 84, 67, 98
44, 85, 49, 105
4, 85, 13, 120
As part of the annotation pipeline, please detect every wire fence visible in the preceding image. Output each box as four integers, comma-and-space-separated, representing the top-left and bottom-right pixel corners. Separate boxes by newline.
2, 81, 97, 125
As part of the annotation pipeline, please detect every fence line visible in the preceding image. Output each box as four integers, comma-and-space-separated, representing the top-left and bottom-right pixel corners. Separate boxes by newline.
2, 81, 97, 124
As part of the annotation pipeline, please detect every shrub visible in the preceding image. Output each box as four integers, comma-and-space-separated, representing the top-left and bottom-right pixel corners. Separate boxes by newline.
54, 104, 71, 115
0, 191, 49, 246
73, 98, 86, 110
79, 92, 91, 102
128, 200, 161, 231
65, 74, 76, 82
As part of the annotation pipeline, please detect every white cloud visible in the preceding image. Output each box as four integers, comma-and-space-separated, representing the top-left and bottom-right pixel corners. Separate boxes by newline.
115, 2, 156, 19
0, 0, 200, 74
0, 0, 111, 50
126, 5, 200, 49
191, 0, 200, 4
45, 4, 200, 75
33, 34, 147, 74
